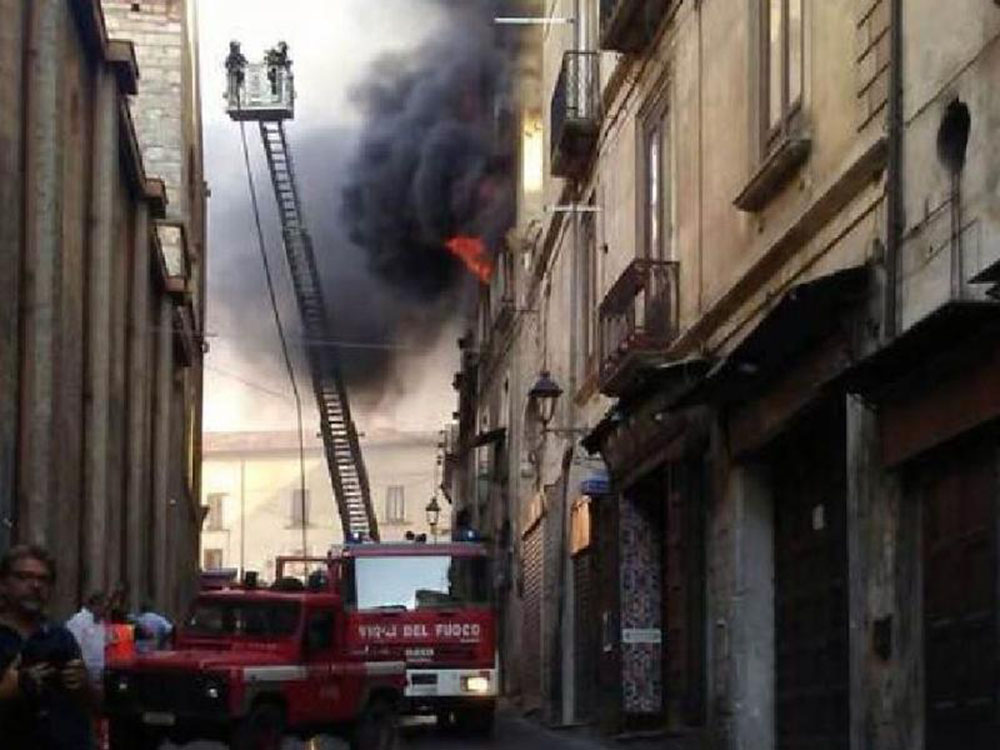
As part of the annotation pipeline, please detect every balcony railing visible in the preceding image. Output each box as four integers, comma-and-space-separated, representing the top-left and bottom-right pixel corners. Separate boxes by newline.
600, 0, 673, 53
551, 51, 601, 179
599, 258, 680, 396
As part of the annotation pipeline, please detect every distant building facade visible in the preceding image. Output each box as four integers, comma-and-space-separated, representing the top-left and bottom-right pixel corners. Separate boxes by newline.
201, 430, 446, 579
451, 1, 1000, 748
0, 0, 206, 618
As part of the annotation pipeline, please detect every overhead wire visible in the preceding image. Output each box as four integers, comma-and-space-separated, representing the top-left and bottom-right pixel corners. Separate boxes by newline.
205, 364, 293, 402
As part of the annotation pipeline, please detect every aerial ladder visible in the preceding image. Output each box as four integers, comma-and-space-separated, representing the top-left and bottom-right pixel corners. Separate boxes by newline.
225, 42, 379, 541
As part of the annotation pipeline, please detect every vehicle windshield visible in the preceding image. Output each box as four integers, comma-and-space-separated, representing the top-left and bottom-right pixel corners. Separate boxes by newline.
347, 555, 491, 611
183, 599, 301, 639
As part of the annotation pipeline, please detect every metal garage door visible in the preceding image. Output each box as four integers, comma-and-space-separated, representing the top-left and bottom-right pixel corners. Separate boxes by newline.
922, 438, 998, 750
664, 459, 706, 727
521, 519, 544, 709
773, 407, 849, 750
574, 548, 598, 720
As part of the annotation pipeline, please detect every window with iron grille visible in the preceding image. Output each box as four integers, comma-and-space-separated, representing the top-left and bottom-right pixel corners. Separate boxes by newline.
290, 488, 310, 528
206, 493, 225, 531
385, 485, 406, 524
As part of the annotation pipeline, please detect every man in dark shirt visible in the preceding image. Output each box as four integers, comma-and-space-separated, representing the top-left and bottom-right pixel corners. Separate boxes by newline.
0, 544, 93, 749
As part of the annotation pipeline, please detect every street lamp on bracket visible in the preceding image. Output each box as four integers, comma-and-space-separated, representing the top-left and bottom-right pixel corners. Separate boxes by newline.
527, 370, 590, 437
425, 496, 442, 543
528, 370, 562, 428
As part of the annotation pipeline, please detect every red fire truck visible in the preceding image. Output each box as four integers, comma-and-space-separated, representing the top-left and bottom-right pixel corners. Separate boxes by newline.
103, 582, 404, 750
278, 539, 498, 732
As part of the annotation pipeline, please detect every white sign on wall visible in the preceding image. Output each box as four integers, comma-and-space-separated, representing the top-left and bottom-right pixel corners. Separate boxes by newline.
621, 628, 662, 645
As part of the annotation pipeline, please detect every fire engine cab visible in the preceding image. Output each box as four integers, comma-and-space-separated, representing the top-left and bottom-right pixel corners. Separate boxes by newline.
103, 578, 404, 750
322, 539, 498, 732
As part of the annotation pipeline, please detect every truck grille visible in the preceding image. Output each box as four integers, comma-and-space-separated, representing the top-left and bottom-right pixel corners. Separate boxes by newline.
433, 643, 481, 664
108, 671, 226, 715
136, 673, 198, 711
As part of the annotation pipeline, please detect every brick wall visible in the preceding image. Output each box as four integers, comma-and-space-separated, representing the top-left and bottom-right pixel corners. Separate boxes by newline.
102, 1, 188, 230
856, 0, 891, 131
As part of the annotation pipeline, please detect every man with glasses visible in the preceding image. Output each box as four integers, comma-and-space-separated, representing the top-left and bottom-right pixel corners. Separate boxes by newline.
0, 545, 93, 749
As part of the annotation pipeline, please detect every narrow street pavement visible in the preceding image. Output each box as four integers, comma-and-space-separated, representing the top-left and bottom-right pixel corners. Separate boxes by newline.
166, 712, 648, 750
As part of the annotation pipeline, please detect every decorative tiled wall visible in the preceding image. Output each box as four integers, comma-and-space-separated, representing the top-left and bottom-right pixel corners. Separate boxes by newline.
619, 491, 663, 714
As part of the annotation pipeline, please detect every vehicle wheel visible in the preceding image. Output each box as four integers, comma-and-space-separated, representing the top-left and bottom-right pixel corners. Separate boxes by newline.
232, 702, 286, 750
108, 719, 161, 750
457, 706, 495, 736
351, 697, 399, 750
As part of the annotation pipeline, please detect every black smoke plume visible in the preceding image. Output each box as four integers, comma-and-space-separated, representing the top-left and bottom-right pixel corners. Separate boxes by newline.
342, 0, 516, 300
207, 1, 517, 412
209, 127, 444, 410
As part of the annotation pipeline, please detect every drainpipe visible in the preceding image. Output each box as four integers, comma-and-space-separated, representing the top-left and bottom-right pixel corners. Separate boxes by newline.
550, 204, 581, 725
884, 0, 903, 340
0, 0, 27, 554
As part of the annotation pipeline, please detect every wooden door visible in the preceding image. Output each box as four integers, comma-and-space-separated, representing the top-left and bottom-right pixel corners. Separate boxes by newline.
922, 438, 998, 750
664, 458, 706, 727
772, 407, 849, 750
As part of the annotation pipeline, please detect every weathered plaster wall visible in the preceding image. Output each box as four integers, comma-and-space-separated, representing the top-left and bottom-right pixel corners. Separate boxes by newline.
898, 0, 1000, 329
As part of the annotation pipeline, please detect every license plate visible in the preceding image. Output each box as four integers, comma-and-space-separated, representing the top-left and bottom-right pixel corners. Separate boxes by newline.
142, 712, 176, 727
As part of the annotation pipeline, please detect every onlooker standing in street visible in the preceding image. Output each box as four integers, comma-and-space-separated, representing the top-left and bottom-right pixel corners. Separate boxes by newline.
135, 603, 173, 653
104, 588, 135, 666
66, 592, 108, 686
107, 582, 128, 624
0, 545, 93, 749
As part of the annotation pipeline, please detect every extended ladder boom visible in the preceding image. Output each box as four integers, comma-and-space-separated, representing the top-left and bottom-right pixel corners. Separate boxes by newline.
226, 46, 379, 541
259, 122, 379, 541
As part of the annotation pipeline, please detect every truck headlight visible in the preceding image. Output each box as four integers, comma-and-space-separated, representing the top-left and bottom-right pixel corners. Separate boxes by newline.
462, 676, 490, 694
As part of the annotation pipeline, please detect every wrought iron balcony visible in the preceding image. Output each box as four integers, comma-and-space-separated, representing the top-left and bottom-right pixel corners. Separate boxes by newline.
600, 0, 673, 53
599, 258, 680, 396
551, 51, 601, 179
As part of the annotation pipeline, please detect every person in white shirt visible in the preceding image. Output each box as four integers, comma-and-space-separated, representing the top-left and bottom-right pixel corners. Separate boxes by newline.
65, 592, 107, 686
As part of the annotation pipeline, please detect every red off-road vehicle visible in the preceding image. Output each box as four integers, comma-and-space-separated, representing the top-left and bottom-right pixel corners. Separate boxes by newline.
103, 581, 403, 749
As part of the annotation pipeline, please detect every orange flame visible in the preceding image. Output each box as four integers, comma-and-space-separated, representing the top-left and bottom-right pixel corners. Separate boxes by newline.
445, 236, 493, 283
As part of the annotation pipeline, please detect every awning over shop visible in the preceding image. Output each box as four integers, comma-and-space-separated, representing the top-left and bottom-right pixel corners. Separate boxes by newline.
839, 300, 1000, 399
582, 359, 712, 488
579, 469, 610, 496
836, 299, 1000, 466
582, 357, 712, 454
678, 265, 870, 408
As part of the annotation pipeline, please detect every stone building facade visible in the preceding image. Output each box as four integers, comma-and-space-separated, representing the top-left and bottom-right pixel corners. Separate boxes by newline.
450, 1, 1000, 748
99, 0, 207, 616
0, 0, 206, 618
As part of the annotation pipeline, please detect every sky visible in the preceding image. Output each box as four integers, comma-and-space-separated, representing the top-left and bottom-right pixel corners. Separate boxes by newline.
197, 0, 462, 435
